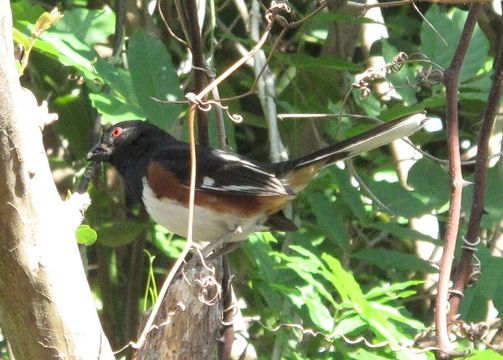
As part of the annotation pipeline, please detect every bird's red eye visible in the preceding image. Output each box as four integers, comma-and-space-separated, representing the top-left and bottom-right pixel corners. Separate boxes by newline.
111, 127, 123, 138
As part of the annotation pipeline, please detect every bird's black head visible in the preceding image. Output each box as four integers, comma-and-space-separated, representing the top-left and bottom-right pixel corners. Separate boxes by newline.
87, 120, 177, 203
86, 120, 172, 165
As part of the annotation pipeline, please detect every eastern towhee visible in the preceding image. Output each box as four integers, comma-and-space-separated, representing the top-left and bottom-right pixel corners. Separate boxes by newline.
87, 113, 427, 254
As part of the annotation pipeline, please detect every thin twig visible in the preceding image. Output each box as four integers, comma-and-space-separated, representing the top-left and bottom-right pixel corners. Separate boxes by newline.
112, 0, 125, 57
219, 256, 234, 360
157, 0, 188, 46
218, 1, 328, 103
194, 3, 287, 101
412, 1, 447, 46
211, 87, 229, 149
448, 31, 503, 320
177, 0, 209, 145
435, 4, 482, 358
250, 0, 287, 162
347, 0, 491, 12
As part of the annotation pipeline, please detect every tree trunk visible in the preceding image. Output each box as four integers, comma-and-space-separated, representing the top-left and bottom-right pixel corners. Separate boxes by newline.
0, 2, 114, 358
134, 259, 223, 360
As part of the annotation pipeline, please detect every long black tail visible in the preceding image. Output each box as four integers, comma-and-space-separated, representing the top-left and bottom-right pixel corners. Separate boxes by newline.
280, 112, 428, 192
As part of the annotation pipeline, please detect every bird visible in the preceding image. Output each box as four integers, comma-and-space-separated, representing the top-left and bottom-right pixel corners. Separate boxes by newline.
87, 112, 428, 255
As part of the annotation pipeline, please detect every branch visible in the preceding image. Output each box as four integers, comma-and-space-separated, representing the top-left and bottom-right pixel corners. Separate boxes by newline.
448, 30, 503, 320
195, 2, 288, 101
347, 0, 491, 11
435, 4, 482, 358
0, 1, 113, 358
133, 257, 223, 359
250, 0, 288, 162
175, 0, 209, 145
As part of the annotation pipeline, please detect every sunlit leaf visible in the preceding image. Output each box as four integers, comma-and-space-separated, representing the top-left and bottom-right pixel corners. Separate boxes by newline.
354, 248, 436, 273
307, 193, 349, 250
420, 5, 489, 82
76, 224, 97, 246
127, 30, 183, 128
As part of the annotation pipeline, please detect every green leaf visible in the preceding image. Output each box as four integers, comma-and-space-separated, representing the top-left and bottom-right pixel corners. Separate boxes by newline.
350, 349, 392, 360
11, 2, 45, 27
280, 247, 338, 307
367, 179, 430, 218
307, 193, 349, 250
52, 8, 115, 45
76, 224, 97, 246
379, 98, 446, 121
298, 285, 335, 331
244, 233, 284, 309
468, 350, 503, 360
493, 282, 503, 318
322, 253, 366, 305
369, 302, 424, 329
127, 30, 183, 128
12, 28, 31, 50
52, 93, 95, 159
276, 53, 359, 71
460, 246, 503, 321
37, 32, 96, 77
323, 253, 411, 343
420, 5, 489, 82
28, 8, 115, 79
380, 40, 418, 106
332, 315, 366, 336
90, 59, 145, 122
365, 280, 424, 301
462, 163, 503, 228
354, 248, 437, 273
95, 221, 146, 247
89, 92, 146, 123
330, 168, 367, 222
94, 59, 137, 100
408, 158, 450, 209
481, 165, 503, 227
151, 225, 186, 259
372, 222, 439, 244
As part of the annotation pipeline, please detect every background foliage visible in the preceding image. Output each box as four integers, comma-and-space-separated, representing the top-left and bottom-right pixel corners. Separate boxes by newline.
9, 0, 503, 358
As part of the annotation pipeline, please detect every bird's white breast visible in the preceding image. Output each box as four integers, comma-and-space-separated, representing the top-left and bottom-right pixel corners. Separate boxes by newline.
142, 179, 264, 243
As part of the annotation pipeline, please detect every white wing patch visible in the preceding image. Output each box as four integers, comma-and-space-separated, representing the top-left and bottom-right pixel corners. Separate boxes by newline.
200, 150, 290, 196
215, 150, 273, 177
203, 176, 215, 186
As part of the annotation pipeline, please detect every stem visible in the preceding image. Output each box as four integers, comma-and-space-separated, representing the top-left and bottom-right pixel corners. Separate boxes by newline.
181, 0, 209, 145
195, 10, 278, 100
435, 4, 481, 357
448, 30, 503, 320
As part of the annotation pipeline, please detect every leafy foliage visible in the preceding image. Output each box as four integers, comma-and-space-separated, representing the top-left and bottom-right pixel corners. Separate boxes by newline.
10, 0, 502, 359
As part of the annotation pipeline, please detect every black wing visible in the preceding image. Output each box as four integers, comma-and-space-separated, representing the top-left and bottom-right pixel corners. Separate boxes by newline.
151, 143, 293, 197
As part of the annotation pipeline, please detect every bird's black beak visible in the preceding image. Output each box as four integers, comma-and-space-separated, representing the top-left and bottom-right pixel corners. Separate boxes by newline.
86, 142, 112, 162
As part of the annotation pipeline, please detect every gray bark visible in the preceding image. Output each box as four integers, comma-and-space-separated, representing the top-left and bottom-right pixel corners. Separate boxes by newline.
0, 2, 114, 358
134, 259, 223, 360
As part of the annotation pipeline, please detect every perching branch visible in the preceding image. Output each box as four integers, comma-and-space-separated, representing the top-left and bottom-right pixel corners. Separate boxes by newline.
448, 31, 503, 320
435, 3, 482, 358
